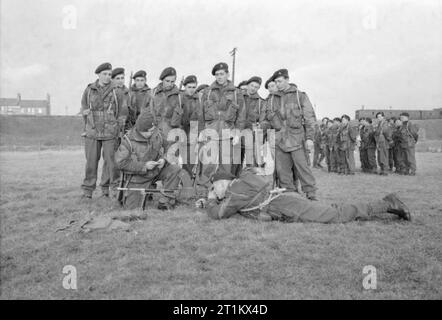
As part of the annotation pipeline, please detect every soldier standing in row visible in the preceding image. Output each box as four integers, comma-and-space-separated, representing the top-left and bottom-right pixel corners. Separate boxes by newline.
337, 115, 358, 175
149, 67, 182, 148
359, 117, 376, 173
126, 70, 151, 131
266, 69, 317, 200
313, 117, 328, 168
327, 117, 341, 173
399, 112, 419, 175
388, 117, 398, 171
374, 112, 393, 175
391, 118, 404, 174
200, 62, 246, 178
80, 62, 128, 199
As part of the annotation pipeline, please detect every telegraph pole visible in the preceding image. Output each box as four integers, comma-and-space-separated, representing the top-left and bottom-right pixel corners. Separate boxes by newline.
229, 47, 237, 85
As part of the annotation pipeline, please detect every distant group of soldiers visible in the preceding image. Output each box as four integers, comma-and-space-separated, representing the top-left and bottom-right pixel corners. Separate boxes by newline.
311, 112, 419, 176
79, 61, 418, 214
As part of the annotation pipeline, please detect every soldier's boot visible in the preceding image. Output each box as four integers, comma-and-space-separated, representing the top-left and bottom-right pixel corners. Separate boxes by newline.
382, 193, 412, 221
368, 196, 411, 221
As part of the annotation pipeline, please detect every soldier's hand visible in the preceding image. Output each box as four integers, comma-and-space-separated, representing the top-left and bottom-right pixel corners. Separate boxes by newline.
157, 158, 166, 169
82, 109, 91, 116
144, 161, 158, 171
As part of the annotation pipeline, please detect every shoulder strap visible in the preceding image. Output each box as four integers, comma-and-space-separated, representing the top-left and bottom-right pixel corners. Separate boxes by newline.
178, 92, 182, 109
206, 89, 212, 104
124, 134, 134, 153
87, 88, 92, 110
112, 89, 119, 115
234, 89, 237, 104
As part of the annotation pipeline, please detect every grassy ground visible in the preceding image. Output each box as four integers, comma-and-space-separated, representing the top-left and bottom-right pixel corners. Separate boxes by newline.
0, 150, 441, 299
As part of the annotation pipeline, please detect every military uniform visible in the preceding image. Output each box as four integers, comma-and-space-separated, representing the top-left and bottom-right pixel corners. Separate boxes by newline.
114, 123, 182, 210
313, 124, 326, 168
337, 122, 358, 174
205, 169, 411, 222
392, 126, 405, 173
126, 84, 151, 131
374, 119, 392, 174
266, 83, 317, 195
200, 79, 246, 177
359, 124, 377, 173
80, 79, 128, 197
326, 124, 340, 173
399, 121, 418, 175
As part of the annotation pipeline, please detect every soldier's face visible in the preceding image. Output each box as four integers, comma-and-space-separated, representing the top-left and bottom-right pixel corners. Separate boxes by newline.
274, 76, 289, 90
98, 70, 112, 84
113, 74, 125, 87
212, 180, 230, 200
267, 82, 278, 93
342, 118, 348, 125
400, 116, 408, 122
215, 70, 228, 85
134, 77, 146, 88
139, 127, 155, 139
377, 114, 384, 121
185, 83, 197, 96
395, 119, 402, 127
247, 82, 260, 95
162, 75, 177, 90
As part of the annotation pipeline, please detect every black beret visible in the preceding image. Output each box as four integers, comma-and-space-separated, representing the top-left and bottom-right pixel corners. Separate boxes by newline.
111, 67, 125, 79
136, 110, 155, 132
400, 112, 410, 117
159, 67, 177, 80
375, 111, 385, 117
237, 80, 248, 88
183, 75, 197, 86
341, 114, 350, 121
264, 76, 275, 89
212, 62, 229, 75
272, 68, 289, 79
333, 117, 342, 122
133, 70, 147, 79
247, 76, 262, 86
95, 62, 112, 74
196, 84, 209, 93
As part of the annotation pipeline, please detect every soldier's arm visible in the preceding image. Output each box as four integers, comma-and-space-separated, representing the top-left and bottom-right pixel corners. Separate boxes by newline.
300, 92, 316, 141
234, 90, 246, 130
114, 141, 147, 174
80, 87, 89, 124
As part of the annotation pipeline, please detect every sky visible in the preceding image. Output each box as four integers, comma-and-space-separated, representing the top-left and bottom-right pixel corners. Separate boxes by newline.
0, 0, 441, 118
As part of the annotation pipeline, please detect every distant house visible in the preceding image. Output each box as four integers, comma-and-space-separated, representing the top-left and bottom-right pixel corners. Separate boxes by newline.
355, 107, 442, 120
0, 93, 51, 116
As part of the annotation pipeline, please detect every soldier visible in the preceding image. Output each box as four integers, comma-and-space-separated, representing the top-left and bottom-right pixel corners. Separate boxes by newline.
358, 117, 369, 172
200, 62, 246, 178
240, 76, 270, 172
392, 118, 405, 174
237, 80, 248, 94
115, 111, 183, 210
80, 62, 128, 199
364, 117, 377, 174
266, 69, 317, 200
173, 75, 203, 176
324, 119, 334, 172
399, 112, 419, 175
196, 168, 411, 223
313, 117, 328, 168
327, 117, 341, 173
265, 77, 278, 95
126, 70, 151, 131
112, 67, 131, 132
149, 67, 182, 147
337, 115, 357, 175
388, 117, 397, 171
374, 112, 393, 175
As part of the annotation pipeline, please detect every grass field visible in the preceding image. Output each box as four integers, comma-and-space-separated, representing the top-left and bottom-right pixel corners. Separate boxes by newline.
0, 150, 441, 299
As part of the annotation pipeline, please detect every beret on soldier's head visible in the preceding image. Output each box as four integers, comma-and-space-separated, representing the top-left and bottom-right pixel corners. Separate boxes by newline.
400, 112, 410, 118
111, 67, 125, 79
196, 84, 209, 93
183, 75, 197, 86
272, 68, 289, 80
95, 62, 112, 74
133, 70, 147, 79
247, 76, 262, 86
264, 76, 275, 89
212, 62, 229, 75
375, 111, 385, 118
159, 67, 177, 80
237, 80, 248, 88
135, 111, 155, 132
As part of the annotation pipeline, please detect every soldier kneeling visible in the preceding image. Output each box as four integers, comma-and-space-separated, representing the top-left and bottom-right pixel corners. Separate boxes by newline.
115, 110, 182, 210
196, 168, 411, 223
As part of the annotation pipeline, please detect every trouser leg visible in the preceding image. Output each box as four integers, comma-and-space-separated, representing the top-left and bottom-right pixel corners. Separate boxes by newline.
404, 146, 416, 174
275, 146, 297, 192
100, 138, 119, 194
81, 138, 102, 196
347, 149, 355, 173
291, 148, 317, 194
367, 148, 377, 172
156, 163, 181, 205
313, 144, 320, 167
378, 146, 388, 172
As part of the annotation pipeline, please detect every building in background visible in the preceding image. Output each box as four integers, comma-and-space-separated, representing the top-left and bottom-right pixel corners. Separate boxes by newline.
0, 93, 51, 116
355, 106, 442, 120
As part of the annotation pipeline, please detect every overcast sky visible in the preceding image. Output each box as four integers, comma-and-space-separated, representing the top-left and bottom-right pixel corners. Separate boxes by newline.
1, 0, 441, 118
